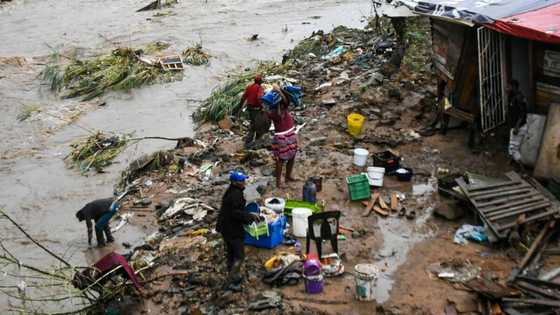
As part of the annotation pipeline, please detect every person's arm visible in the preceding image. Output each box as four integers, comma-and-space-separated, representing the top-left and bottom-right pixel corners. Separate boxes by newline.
85, 218, 93, 246
229, 192, 255, 225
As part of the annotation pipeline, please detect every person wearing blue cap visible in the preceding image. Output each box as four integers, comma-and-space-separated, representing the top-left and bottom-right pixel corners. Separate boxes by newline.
216, 171, 260, 291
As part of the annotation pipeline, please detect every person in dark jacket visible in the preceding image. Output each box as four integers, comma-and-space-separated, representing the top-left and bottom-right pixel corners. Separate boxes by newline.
507, 80, 528, 134
216, 171, 259, 291
76, 198, 119, 247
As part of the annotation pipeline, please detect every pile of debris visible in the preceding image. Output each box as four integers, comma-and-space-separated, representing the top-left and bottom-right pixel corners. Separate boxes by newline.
182, 44, 210, 66
42, 46, 183, 101
66, 131, 131, 174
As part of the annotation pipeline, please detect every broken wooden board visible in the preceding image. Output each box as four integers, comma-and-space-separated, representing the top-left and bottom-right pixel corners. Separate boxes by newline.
455, 171, 557, 239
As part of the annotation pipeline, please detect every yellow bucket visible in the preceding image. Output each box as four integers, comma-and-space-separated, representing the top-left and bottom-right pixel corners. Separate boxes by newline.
347, 113, 365, 137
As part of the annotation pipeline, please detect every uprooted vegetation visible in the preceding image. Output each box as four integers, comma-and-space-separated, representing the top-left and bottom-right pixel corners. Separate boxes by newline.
41, 46, 182, 101
182, 44, 210, 65
65, 131, 132, 174
192, 62, 289, 123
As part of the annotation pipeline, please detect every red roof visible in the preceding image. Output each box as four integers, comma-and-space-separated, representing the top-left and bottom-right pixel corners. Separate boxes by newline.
490, 3, 560, 44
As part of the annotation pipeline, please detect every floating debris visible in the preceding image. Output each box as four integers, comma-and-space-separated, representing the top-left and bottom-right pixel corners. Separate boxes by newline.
137, 0, 178, 12
66, 131, 131, 174
42, 46, 182, 101
182, 44, 210, 65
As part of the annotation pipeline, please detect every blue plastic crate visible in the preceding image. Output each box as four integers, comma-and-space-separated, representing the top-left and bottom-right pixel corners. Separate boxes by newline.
245, 215, 286, 249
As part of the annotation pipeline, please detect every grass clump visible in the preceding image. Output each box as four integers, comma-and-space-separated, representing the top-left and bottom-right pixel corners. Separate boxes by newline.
66, 131, 131, 174
42, 46, 182, 101
193, 62, 289, 123
182, 44, 210, 65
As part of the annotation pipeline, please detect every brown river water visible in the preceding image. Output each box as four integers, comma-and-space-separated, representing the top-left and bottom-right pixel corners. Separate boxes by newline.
0, 0, 370, 311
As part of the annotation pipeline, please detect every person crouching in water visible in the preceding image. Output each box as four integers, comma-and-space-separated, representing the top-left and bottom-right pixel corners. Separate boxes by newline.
76, 198, 120, 248
265, 84, 298, 188
216, 171, 261, 291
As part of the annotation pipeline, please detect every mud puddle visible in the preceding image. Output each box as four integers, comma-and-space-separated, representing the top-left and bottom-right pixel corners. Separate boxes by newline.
372, 196, 436, 303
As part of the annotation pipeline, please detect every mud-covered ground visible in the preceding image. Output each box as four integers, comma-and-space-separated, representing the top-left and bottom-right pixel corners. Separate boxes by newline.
93, 21, 545, 315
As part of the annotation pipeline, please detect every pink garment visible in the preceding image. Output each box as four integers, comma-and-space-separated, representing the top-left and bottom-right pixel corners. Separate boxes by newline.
94, 252, 142, 291
268, 109, 294, 133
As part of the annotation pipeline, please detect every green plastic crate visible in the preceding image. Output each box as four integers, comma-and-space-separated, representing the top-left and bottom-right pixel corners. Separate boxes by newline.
346, 174, 371, 201
244, 220, 269, 239
283, 200, 323, 216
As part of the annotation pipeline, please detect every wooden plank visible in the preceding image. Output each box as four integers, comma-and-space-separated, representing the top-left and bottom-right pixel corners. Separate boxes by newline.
390, 192, 398, 211
463, 179, 522, 192
373, 206, 388, 217
476, 191, 541, 207
471, 188, 534, 201
487, 201, 551, 220
502, 298, 560, 307
480, 195, 547, 213
469, 183, 530, 197
482, 198, 550, 217
499, 211, 558, 230
515, 280, 560, 300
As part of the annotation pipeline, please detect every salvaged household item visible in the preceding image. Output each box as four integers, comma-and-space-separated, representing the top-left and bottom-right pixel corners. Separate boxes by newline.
245, 215, 286, 249
347, 113, 365, 137
353, 148, 369, 167
303, 256, 323, 294
456, 171, 558, 239
305, 211, 340, 259
372, 150, 400, 172
283, 200, 322, 216
292, 208, 313, 237
265, 197, 286, 214
303, 179, 318, 203
395, 167, 413, 182
366, 166, 385, 187
347, 174, 371, 201
354, 263, 378, 301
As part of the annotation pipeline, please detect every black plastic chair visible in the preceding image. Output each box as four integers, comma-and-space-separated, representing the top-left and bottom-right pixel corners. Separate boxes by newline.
305, 211, 341, 259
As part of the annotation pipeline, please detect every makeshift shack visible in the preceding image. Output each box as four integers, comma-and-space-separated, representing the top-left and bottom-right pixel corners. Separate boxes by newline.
393, 0, 560, 178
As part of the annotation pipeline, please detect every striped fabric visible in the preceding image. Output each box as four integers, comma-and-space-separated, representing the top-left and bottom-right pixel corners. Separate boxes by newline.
271, 127, 298, 161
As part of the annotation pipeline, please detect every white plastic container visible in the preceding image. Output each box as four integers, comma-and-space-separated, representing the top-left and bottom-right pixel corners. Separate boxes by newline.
292, 207, 313, 237
264, 197, 286, 214
367, 166, 385, 187
354, 263, 378, 301
353, 148, 369, 167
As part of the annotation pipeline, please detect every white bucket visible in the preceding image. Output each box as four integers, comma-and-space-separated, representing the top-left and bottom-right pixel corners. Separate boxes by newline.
292, 208, 312, 237
265, 197, 285, 214
367, 166, 385, 187
353, 148, 369, 167
354, 264, 378, 301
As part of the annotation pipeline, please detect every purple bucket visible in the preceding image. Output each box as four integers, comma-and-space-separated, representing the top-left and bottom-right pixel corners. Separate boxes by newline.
304, 274, 324, 294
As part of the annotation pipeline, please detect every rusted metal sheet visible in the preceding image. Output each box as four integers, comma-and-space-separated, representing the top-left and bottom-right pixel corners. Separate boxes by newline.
456, 171, 557, 238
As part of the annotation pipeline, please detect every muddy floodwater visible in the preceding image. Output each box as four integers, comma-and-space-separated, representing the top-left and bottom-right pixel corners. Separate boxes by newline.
0, 0, 370, 311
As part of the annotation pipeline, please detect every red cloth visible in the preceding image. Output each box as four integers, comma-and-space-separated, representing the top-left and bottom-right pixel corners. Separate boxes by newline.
488, 3, 560, 44
94, 252, 142, 292
242, 83, 264, 108
268, 109, 294, 133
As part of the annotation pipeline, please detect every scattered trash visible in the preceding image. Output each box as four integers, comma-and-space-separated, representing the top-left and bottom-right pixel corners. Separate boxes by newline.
454, 224, 488, 245
428, 260, 481, 283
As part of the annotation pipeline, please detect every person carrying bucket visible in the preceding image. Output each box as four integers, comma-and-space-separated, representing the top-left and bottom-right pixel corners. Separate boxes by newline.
262, 84, 300, 188
216, 171, 261, 291
76, 198, 120, 248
